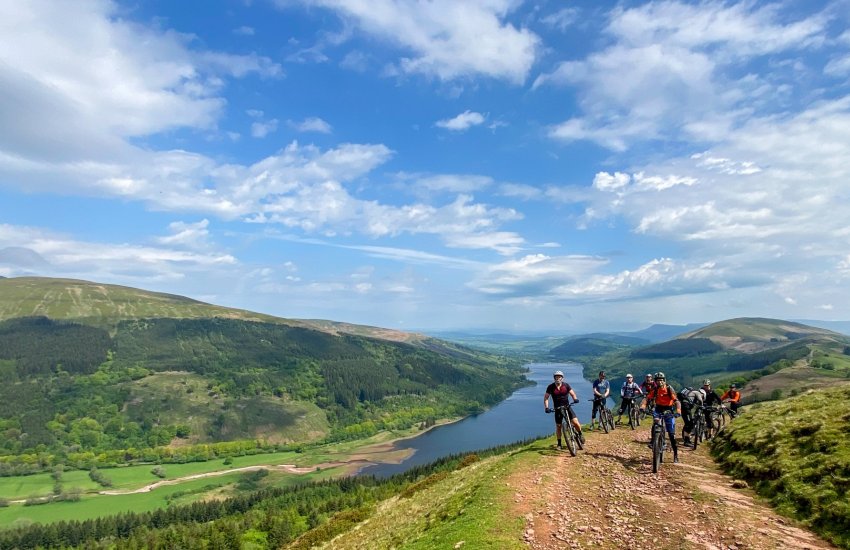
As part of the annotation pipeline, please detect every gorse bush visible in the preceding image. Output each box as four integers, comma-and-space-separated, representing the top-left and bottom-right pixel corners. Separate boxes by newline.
711, 384, 850, 549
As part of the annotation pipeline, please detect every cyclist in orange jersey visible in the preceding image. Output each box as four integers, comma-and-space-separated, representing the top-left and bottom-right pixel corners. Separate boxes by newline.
640, 372, 682, 463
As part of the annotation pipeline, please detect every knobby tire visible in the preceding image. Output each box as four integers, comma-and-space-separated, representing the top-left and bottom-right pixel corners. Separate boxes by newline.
563, 420, 577, 456
652, 428, 663, 473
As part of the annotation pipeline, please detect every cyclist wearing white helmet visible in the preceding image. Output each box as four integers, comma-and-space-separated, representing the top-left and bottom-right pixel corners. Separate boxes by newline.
616, 373, 643, 425
544, 370, 584, 450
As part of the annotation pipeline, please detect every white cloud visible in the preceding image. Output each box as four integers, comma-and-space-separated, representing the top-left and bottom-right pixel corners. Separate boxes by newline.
537, 1, 829, 149
233, 25, 255, 36
0, 0, 281, 165
824, 54, 850, 77
540, 7, 579, 32
156, 220, 213, 249
290, 117, 333, 133
281, 0, 540, 83
251, 119, 279, 138
436, 110, 487, 131
0, 223, 235, 284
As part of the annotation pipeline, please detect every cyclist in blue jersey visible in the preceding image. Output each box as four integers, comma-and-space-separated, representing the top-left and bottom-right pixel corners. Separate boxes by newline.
590, 371, 610, 431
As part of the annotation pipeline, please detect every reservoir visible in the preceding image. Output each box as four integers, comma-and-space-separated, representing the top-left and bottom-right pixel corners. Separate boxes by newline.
360, 362, 598, 477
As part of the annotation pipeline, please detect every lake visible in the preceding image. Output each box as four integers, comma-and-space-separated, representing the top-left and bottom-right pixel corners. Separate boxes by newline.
360, 362, 603, 477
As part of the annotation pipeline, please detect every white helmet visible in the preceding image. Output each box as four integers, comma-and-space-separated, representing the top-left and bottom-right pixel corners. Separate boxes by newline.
553, 370, 564, 378
626, 373, 633, 379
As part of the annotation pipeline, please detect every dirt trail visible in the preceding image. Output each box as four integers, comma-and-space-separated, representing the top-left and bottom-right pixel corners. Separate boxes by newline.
508, 422, 835, 550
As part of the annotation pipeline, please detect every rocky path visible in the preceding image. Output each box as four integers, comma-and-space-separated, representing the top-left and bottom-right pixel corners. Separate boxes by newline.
508, 422, 835, 550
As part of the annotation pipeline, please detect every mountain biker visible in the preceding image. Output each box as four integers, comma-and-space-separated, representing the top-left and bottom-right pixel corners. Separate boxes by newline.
678, 386, 705, 446
640, 374, 657, 397
544, 370, 585, 450
617, 374, 643, 425
640, 372, 682, 463
720, 383, 742, 417
590, 371, 610, 431
701, 380, 722, 438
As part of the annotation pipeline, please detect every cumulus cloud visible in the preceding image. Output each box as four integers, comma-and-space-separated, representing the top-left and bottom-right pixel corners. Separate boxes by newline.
279, 0, 540, 83
251, 119, 279, 138
436, 110, 487, 131
0, 223, 236, 284
537, 1, 829, 149
289, 117, 333, 133
0, 1, 281, 165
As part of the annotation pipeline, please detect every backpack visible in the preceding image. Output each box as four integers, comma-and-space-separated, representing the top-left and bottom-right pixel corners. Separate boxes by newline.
678, 387, 694, 406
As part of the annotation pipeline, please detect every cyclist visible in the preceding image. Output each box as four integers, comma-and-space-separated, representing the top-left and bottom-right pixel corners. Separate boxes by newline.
640, 374, 657, 413
640, 373, 657, 397
617, 374, 643, 425
590, 371, 610, 431
720, 383, 742, 417
701, 380, 722, 438
678, 386, 705, 446
640, 372, 682, 463
544, 370, 585, 450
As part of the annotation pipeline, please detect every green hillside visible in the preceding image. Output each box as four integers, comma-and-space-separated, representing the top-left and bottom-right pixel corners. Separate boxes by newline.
0, 278, 525, 475
574, 318, 850, 395
711, 384, 850, 548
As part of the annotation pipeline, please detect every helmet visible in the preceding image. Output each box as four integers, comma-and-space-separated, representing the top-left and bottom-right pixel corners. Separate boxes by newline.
553, 370, 564, 378
654, 371, 666, 381
730, 383, 737, 389
702, 379, 711, 386
645, 374, 653, 379
626, 373, 633, 379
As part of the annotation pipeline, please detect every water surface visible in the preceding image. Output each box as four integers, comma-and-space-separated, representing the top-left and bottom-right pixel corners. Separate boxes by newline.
361, 362, 600, 477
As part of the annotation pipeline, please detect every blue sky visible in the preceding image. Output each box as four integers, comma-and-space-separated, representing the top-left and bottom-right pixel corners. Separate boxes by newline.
1, 0, 849, 333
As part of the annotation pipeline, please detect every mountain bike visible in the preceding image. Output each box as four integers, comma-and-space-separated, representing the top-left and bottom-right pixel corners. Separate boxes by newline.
651, 410, 676, 473
594, 397, 616, 433
690, 406, 708, 450
628, 396, 643, 429
706, 405, 724, 438
547, 402, 583, 457
639, 398, 654, 423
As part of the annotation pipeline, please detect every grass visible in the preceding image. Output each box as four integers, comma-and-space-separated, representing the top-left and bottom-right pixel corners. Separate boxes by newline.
327, 447, 537, 549
711, 383, 850, 549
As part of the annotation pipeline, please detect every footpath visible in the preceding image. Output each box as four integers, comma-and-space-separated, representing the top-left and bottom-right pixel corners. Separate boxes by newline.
507, 421, 835, 550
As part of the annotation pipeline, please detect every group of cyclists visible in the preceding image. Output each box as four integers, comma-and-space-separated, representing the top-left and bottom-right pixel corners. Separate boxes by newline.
543, 369, 742, 463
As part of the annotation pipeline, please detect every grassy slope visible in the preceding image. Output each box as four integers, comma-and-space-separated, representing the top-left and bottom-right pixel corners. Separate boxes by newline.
319, 449, 536, 549
0, 277, 428, 345
711, 383, 850, 548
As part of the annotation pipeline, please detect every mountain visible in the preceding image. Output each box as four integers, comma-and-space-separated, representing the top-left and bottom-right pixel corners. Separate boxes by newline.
677, 317, 842, 352
579, 317, 850, 392
0, 277, 525, 474
618, 322, 709, 342
548, 333, 650, 359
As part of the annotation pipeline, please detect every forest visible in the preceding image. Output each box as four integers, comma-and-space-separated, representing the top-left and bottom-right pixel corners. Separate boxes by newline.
0, 317, 525, 475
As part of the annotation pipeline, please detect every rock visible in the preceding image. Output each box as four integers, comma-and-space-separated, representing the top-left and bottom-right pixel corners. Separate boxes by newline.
454, 542, 465, 549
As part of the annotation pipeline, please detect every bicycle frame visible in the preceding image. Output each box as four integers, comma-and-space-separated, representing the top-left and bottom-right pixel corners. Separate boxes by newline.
555, 403, 582, 456
651, 410, 675, 473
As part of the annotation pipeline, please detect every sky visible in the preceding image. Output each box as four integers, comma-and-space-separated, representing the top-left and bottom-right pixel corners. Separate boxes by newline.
1, 0, 849, 333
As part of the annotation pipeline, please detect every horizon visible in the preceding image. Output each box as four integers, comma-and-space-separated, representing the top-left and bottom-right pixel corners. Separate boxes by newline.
1, 1, 849, 333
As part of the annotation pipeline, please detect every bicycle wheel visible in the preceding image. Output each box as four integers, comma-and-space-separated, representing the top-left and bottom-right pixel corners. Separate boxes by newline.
563, 420, 577, 456
608, 409, 616, 430
652, 428, 663, 473
692, 419, 701, 450
629, 408, 636, 430
574, 426, 584, 451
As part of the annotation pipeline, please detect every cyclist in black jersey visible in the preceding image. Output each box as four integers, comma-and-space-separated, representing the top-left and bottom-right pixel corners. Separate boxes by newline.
544, 370, 585, 450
